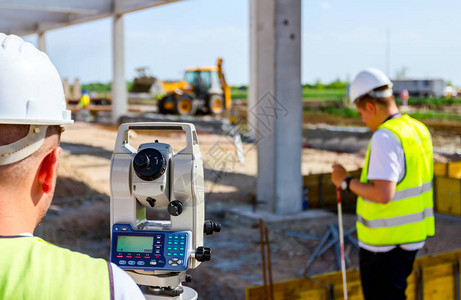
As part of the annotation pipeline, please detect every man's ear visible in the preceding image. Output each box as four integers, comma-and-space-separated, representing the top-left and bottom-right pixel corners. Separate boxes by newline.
366, 101, 376, 114
38, 147, 62, 194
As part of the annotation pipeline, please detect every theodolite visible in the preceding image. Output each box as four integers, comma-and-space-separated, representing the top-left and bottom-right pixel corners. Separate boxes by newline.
109, 122, 221, 299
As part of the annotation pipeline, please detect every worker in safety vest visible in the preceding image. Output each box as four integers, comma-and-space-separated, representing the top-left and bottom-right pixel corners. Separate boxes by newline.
78, 90, 91, 122
0, 34, 145, 300
332, 68, 434, 300
79, 90, 91, 109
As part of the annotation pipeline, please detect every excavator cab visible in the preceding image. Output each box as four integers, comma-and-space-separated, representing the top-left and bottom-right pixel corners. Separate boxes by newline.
184, 69, 220, 99
158, 59, 231, 116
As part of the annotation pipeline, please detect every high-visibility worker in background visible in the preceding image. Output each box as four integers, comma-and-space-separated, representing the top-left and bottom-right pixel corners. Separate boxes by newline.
78, 90, 91, 122
0, 34, 145, 300
332, 68, 434, 300
79, 90, 91, 109
400, 88, 409, 106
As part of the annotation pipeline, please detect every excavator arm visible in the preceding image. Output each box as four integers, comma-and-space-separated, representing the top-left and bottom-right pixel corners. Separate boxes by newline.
217, 58, 231, 110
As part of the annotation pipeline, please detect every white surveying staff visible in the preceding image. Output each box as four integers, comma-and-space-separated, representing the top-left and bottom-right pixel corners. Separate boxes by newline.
336, 187, 348, 300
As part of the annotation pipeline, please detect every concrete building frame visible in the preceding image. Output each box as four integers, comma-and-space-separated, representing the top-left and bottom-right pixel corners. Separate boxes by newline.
0, 0, 303, 216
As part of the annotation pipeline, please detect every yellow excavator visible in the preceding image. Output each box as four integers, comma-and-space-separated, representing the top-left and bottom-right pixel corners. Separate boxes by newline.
157, 58, 231, 116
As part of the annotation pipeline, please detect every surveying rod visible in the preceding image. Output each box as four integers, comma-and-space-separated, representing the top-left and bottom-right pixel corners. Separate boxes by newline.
336, 187, 348, 300
109, 122, 221, 299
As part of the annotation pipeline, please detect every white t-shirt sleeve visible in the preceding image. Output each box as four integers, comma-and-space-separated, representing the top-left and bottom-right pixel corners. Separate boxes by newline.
110, 263, 146, 300
367, 129, 405, 183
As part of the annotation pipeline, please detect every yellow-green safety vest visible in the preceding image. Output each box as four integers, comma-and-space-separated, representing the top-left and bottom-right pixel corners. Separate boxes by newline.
0, 236, 113, 300
356, 114, 435, 246
79, 94, 90, 109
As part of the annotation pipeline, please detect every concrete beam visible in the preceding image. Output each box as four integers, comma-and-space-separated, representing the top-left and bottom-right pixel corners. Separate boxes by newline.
113, 0, 181, 14
112, 13, 127, 124
0, 11, 71, 24
0, 0, 109, 14
0, 4, 99, 14
0, 0, 181, 37
250, 0, 302, 215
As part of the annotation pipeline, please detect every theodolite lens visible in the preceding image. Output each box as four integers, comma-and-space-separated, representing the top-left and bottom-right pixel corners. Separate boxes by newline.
133, 148, 167, 181
134, 154, 149, 168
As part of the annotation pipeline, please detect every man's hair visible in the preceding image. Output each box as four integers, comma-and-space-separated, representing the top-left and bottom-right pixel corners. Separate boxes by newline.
0, 125, 61, 186
355, 85, 395, 109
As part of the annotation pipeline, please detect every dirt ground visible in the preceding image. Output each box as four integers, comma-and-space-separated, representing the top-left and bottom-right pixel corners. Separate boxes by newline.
36, 121, 461, 300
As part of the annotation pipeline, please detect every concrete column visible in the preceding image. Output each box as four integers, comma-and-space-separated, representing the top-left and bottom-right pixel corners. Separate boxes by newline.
251, 0, 276, 211
37, 31, 46, 52
72, 78, 81, 100
251, 0, 302, 214
248, 0, 262, 141
112, 13, 127, 124
274, 0, 302, 214
62, 78, 71, 100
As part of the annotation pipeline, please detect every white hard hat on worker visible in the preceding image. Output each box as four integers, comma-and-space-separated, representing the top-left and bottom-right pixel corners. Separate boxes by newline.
349, 68, 394, 104
0, 33, 73, 166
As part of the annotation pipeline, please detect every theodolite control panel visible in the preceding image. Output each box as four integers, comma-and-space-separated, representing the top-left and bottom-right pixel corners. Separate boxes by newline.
110, 224, 191, 272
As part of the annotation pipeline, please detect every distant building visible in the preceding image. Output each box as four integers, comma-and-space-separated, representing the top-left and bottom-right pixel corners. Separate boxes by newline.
391, 79, 446, 98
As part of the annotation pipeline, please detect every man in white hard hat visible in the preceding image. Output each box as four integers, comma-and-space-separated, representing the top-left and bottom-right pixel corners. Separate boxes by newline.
332, 68, 434, 299
0, 33, 145, 299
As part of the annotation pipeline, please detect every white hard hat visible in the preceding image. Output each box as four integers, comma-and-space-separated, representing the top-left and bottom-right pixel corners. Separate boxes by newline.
349, 68, 393, 104
0, 33, 72, 125
0, 33, 73, 166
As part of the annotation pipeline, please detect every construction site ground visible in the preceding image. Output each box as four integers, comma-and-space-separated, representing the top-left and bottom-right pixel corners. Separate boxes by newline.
37, 120, 461, 300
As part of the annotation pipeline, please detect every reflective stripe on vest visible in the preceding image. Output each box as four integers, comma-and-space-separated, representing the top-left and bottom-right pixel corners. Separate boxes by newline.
361, 180, 432, 203
356, 114, 435, 246
0, 236, 113, 300
393, 180, 432, 201
358, 207, 434, 228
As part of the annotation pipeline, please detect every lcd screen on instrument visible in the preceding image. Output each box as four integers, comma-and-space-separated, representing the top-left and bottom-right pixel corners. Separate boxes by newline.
117, 236, 153, 253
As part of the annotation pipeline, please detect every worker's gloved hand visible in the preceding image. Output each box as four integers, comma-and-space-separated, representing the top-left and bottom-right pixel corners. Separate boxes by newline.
331, 164, 348, 187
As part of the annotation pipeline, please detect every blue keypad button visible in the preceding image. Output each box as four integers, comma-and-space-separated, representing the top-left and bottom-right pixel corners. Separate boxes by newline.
167, 252, 171, 256
137, 261, 145, 266
119, 260, 127, 265
180, 236, 185, 239
128, 261, 136, 265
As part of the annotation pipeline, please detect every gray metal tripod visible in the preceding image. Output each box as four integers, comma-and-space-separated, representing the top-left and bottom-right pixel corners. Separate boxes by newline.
287, 223, 359, 277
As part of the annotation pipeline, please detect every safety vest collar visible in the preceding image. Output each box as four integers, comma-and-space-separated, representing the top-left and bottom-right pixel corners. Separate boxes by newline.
358, 207, 434, 229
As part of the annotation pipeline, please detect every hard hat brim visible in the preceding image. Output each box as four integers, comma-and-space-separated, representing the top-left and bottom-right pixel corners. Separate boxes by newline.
0, 118, 74, 125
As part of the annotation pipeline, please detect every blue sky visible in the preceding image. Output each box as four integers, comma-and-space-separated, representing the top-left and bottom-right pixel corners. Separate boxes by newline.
24, 0, 461, 86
